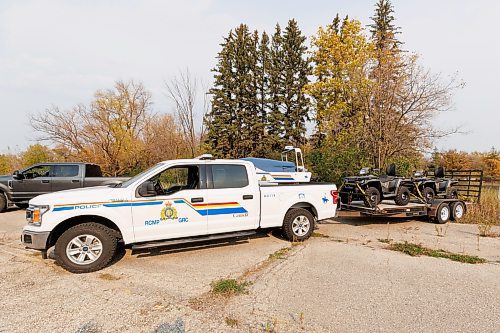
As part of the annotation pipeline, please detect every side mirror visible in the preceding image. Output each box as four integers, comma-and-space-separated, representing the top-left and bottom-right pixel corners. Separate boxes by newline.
12, 170, 23, 180
138, 181, 156, 197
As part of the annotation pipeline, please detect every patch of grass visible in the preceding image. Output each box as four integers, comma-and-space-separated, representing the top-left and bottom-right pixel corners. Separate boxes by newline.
225, 316, 239, 328
97, 273, 120, 281
460, 188, 499, 230
268, 247, 292, 260
389, 242, 486, 264
311, 232, 329, 238
378, 238, 392, 244
210, 278, 250, 296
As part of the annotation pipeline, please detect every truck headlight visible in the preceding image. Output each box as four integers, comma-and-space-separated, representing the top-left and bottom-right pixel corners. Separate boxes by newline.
26, 205, 50, 225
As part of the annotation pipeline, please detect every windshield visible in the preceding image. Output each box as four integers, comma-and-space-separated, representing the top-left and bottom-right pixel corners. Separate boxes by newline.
117, 163, 166, 188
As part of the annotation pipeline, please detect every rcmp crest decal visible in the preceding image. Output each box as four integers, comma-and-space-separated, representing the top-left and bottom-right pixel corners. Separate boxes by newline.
160, 201, 178, 220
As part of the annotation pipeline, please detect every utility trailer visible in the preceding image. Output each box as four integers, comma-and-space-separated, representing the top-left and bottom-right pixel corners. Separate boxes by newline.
337, 169, 482, 224
337, 199, 468, 224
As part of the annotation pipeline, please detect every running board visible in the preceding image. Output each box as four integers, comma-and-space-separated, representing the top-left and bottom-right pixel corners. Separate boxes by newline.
131, 230, 257, 250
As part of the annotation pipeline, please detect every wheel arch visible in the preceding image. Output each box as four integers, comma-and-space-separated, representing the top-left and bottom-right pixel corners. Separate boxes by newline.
47, 215, 123, 249
287, 202, 318, 220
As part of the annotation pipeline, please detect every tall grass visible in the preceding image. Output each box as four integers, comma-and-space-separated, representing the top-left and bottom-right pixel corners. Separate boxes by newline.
460, 188, 500, 232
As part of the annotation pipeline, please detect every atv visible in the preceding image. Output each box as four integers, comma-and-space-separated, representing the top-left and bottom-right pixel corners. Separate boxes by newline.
410, 167, 459, 203
339, 164, 412, 207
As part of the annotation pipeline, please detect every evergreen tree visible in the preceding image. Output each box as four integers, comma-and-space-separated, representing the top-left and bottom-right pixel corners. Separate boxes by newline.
369, 0, 401, 52
281, 19, 311, 147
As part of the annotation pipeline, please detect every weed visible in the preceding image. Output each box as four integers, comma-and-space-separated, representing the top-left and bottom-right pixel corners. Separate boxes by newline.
389, 242, 486, 264
311, 232, 329, 238
268, 247, 292, 260
461, 188, 499, 227
378, 238, 392, 244
225, 316, 239, 328
434, 224, 449, 237
210, 278, 250, 296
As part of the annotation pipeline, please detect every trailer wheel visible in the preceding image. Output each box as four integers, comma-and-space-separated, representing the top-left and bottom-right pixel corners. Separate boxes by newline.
54, 222, 117, 273
450, 201, 466, 221
434, 203, 450, 224
282, 208, 315, 241
394, 186, 410, 206
0, 192, 6, 213
446, 187, 459, 199
422, 187, 435, 204
363, 187, 381, 207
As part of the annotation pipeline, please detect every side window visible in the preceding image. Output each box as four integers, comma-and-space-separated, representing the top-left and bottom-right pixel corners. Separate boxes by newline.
150, 165, 200, 195
52, 165, 80, 177
211, 164, 249, 189
22, 165, 51, 179
85, 165, 102, 177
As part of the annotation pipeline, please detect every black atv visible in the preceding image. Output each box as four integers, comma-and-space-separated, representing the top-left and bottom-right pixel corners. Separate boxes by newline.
410, 167, 459, 203
339, 164, 412, 207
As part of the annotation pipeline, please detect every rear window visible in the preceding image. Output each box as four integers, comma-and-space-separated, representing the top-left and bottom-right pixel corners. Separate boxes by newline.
211, 164, 249, 189
52, 165, 79, 177
85, 164, 102, 177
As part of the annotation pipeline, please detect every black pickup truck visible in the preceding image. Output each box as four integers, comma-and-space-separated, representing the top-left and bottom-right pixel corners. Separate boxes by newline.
0, 163, 128, 212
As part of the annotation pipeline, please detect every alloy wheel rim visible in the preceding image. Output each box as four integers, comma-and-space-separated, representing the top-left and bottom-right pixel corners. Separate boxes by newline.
292, 215, 310, 237
66, 234, 103, 265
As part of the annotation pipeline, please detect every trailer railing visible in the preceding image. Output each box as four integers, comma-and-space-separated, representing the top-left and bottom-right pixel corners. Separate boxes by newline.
428, 169, 483, 203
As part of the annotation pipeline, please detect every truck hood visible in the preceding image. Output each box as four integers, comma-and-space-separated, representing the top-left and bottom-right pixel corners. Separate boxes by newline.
29, 186, 122, 207
0, 175, 12, 185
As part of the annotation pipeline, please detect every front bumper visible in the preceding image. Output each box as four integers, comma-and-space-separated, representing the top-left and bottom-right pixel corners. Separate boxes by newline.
21, 230, 50, 250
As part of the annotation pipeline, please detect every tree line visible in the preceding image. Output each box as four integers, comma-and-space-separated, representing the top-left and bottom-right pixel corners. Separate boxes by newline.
0, 0, 498, 182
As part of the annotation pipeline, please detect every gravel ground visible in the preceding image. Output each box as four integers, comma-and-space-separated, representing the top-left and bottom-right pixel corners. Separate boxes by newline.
0, 209, 499, 332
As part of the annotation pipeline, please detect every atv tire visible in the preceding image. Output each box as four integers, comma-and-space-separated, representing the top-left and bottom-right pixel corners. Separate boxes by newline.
0, 193, 6, 213
394, 186, 411, 206
446, 187, 459, 199
363, 187, 381, 207
422, 187, 435, 204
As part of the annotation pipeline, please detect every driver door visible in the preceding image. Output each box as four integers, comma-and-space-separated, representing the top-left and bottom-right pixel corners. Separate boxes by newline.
131, 163, 208, 243
11, 164, 52, 202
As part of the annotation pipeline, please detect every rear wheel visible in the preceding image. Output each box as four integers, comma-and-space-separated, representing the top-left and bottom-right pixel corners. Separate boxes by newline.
450, 201, 466, 221
434, 203, 450, 224
282, 208, 315, 241
394, 186, 411, 206
446, 187, 459, 199
363, 187, 381, 207
54, 222, 117, 273
422, 187, 435, 204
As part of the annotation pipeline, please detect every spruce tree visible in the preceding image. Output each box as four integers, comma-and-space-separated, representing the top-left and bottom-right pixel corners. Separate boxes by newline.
369, 0, 401, 52
281, 19, 311, 147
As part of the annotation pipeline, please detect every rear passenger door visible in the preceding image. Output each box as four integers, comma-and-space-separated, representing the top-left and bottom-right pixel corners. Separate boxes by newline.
51, 164, 82, 192
205, 164, 259, 234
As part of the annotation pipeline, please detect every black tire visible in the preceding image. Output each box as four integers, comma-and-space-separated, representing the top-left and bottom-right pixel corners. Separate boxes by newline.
339, 193, 349, 204
15, 203, 29, 209
54, 222, 118, 273
450, 201, 466, 221
422, 187, 435, 204
434, 203, 450, 224
394, 186, 411, 206
282, 208, 315, 242
0, 193, 6, 213
363, 187, 381, 207
446, 187, 459, 199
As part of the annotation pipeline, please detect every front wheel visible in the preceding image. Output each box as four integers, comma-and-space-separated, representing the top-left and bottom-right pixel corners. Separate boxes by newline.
394, 186, 411, 206
0, 193, 6, 213
54, 222, 118, 273
422, 187, 435, 204
363, 187, 381, 207
282, 208, 315, 241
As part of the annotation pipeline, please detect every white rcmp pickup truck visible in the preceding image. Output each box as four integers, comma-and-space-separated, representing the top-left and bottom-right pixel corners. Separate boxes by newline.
21, 155, 338, 273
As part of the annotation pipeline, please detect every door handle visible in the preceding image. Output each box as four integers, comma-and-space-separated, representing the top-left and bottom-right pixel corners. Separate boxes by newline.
41, 180, 50, 184
71, 179, 80, 183
191, 197, 204, 203
243, 195, 253, 200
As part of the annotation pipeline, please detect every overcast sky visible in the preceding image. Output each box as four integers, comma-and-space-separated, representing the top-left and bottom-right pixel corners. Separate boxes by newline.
0, 0, 498, 154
